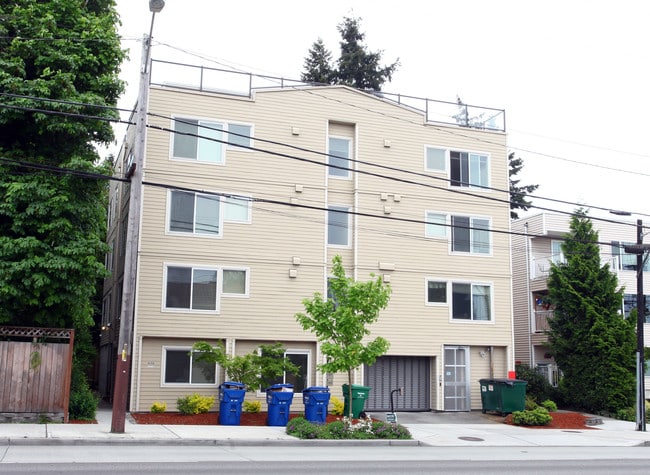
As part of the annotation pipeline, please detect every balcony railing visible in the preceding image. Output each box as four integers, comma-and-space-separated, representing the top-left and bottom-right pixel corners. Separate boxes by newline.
534, 310, 553, 333
149, 59, 506, 132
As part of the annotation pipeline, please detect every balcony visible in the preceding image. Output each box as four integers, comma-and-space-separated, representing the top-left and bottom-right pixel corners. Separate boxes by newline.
149, 59, 506, 132
534, 310, 553, 333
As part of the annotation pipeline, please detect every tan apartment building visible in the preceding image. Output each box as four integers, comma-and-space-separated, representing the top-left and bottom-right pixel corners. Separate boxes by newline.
511, 212, 650, 396
100, 61, 514, 413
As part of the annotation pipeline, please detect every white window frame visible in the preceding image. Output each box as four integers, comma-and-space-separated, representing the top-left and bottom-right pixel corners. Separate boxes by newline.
226, 122, 254, 150
167, 190, 223, 238
161, 346, 219, 387
450, 281, 493, 323
425, 279, 448, 306
171, 116, 226, 164
424, 146, 447, 173
222, 267, 250, 297
449, 148, 490, 189
328, 136, 352, 179
223, 193, 252, 224
425, 211, 448, 239
450, 214, 491, 255
550, 239, 565, 265
163, 264, 220, 313
327, 205, 351, 247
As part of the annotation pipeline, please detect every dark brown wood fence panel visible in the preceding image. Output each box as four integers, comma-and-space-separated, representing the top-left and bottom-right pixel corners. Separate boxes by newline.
0, 327, 74, 422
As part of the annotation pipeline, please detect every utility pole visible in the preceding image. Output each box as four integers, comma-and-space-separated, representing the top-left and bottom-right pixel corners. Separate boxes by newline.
111, 0, 164, 433
624, 219, 648, 432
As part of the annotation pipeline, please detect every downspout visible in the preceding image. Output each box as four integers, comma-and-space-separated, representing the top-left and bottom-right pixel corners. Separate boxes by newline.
353, 125, 360, 385
525, 222, 533, 366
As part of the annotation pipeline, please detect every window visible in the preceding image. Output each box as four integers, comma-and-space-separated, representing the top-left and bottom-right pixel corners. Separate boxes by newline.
452, 283, 491, 321
425, 147, 446, 172
426, 280, 447, 304
611, 241, 649, 271
105, 240, 114, 273
451, 215, 490, 254
266, 350, 309, 393
425, 212, 447, 238
450, 150, 488, 188
223, 269, 247, 296
550, 240, 565, 265
328, 137, 351, 178
101, 293, 111, 327
622, 293, 650, 322
227, 123, 252, 149
169, 191, 221, 236
163, 348, 217, 385
328, 206, 350, 246
173, 118, 224, 163
165, 266, 218, 311
223, 195, 251, 223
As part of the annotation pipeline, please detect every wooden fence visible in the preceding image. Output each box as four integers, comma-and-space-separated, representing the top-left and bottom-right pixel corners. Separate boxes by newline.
0, 326, 74, 422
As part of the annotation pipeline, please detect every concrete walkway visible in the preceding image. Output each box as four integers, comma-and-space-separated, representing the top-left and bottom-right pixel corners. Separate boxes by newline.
1, 406, 650, 447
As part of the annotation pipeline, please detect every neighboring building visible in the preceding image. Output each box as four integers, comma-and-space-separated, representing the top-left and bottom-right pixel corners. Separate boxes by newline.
511, 212, 650, 396
100, 61, 513, 413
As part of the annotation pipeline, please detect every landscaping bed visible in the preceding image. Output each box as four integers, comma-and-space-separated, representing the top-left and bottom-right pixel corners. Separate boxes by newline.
130, 412, 342, 426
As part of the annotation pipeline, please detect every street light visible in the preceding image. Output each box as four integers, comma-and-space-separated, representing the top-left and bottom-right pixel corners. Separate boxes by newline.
111, 0, 164, 434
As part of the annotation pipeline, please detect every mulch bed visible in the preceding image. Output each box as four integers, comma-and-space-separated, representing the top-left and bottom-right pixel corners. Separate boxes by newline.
503, 411, 597, 430
130, 412, 342, 426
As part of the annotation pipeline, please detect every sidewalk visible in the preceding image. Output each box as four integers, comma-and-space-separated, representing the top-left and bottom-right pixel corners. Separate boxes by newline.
2, 406, 650, 447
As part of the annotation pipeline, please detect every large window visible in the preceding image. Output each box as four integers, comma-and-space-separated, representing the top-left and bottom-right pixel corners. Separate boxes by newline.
266, 350, 309, 393
451, 215, 490, 254
165, 266, 218, 311
163, 348, 217, 385
172, 118, 252, 163
452, 283, 492, 321
551, 240, 565, 265
328, 137, 351, 178
328, 206, 350, 246
169, 191, 221, 236
450, 150, 488, 188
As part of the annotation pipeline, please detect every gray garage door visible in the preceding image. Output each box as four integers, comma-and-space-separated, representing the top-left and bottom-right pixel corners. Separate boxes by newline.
364, 356, 430, 411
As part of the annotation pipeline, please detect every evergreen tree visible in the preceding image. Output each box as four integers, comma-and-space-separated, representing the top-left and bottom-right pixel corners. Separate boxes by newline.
509, 152, 539, 219
0, 2, 124, 333
547, 210, 636, 414
301, 16, 399, 91
301, 38, 336, 85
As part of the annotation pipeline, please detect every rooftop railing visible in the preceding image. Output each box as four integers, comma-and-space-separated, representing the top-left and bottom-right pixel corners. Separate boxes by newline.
150, 59, 506, 132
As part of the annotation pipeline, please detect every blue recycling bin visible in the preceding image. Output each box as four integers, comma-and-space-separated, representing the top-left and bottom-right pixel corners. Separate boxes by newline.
266, 383, 294, 426
303, 386, 330, 424
219, 381, 246, 425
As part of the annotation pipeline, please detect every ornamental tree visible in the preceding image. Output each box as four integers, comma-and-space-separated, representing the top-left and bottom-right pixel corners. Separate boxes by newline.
547, 209, 636, 413
296, 255, 392, 418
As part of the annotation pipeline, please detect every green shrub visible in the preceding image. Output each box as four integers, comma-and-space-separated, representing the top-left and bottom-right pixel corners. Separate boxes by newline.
329, 396, 344, 416
511, 407, 552, 426
615, 406, 636, 422
176, 393, 215, 415
150, 401, 167, 413
540, 399, 557, 412
286, 416, 412, 440
525, 395, 538, 410
243, 400, 261, 413
68, 366, 98, 421
515, 363, 556, 403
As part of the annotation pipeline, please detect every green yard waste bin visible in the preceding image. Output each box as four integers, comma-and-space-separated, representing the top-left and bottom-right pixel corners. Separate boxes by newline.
479, 378, 527, 415
342, 384, 371, 418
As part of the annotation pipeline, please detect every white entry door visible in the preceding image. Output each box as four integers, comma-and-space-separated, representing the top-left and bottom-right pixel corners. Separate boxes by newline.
444, 346, 470, 411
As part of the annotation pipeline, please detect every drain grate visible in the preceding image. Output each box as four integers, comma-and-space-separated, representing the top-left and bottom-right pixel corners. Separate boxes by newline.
458, 436, 484, 442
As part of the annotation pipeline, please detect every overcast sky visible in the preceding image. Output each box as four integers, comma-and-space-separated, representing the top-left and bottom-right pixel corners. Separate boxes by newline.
113, 0, 650, 224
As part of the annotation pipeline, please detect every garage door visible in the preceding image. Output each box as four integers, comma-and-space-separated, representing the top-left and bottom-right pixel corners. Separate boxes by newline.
364, 356, 430, 411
